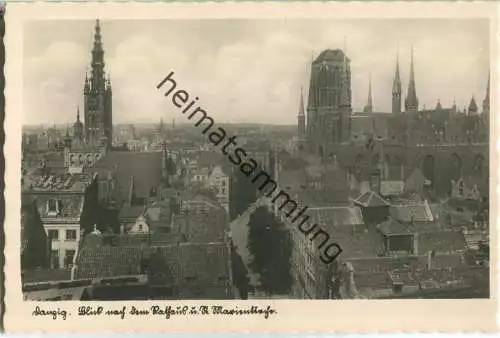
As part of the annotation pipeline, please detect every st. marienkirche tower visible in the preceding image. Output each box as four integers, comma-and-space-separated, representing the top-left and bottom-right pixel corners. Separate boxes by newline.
84, 19, 113, 147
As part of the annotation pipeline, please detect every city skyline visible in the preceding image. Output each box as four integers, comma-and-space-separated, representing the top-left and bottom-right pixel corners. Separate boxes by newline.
23, 19, 489, 125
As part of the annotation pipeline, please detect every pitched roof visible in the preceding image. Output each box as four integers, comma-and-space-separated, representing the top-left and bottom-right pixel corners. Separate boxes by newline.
33, 194, 84, 222
377, 219, 413, 235
332, 226, 386, 259
354, 191, 389, 208
93, 151, 163, 202
405, 168, 426, 193
417, 230, 467, 254
309, 206, 364, 229
389, 202, 434, 223
22, 269, 72, 284
74, 243, 230, 285
380, 181, 405, 196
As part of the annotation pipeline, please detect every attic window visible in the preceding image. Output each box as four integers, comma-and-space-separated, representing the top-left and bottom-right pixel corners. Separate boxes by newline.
47, 199, 62, 216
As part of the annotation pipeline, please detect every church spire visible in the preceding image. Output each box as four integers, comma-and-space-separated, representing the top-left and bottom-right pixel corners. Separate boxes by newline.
298, 87, 306, 138
483, 72, 490, 115
392, 49, 402, 114
405, 45, 419, 112
76, 106, 80, 122
90, 19, 105, 92
363, 73, 373, 113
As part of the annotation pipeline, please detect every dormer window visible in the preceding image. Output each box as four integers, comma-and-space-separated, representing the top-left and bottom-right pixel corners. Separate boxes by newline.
47, 199, 62, 216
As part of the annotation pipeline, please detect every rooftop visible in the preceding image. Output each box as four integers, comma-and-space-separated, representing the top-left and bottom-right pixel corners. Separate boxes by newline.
74, 242, 230, 285
23, 173, 94, 193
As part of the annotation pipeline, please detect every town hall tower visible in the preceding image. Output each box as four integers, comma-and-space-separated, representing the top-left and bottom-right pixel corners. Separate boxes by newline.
84, 19, 113, 147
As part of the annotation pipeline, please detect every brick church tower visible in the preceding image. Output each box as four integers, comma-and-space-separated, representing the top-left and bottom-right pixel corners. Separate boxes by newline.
306, 49, 352, 156
84, 19, 113, 147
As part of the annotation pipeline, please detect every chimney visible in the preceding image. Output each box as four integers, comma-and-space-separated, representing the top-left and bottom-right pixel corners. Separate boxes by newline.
413, 232, 419, 255
369, 169, 381, 194
427, 250, 435, 270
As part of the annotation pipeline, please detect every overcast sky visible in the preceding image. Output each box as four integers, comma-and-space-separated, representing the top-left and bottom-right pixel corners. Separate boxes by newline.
23, 19, 489, 125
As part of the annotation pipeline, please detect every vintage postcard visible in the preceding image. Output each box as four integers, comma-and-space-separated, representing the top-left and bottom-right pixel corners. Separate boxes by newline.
3, 1, 498, 333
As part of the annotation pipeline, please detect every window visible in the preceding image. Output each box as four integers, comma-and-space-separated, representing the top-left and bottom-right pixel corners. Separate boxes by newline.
47, 199, 62, 216
65, 250, 75, 267
138, 224, 143, 232
48, 230, 59, 241
47, 199, 58, 214
66, 230, 77, 241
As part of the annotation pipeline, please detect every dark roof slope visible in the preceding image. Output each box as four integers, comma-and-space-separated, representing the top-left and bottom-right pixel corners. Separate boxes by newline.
93, 151, 163, 202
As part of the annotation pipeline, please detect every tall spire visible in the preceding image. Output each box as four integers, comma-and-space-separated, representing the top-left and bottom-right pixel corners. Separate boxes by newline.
76, 106, 80, 122
392, 49, 402, 114
90, 19, 105, 92
405, 45, 419, 112
363, 73, 373, 113
483, 72, 490, 115
298, 87, 306, 138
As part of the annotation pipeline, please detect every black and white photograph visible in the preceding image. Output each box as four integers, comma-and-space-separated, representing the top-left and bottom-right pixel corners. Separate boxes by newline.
20, 16, 490, 302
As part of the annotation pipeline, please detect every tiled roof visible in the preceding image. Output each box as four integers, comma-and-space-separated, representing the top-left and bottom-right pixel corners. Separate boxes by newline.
74, 243, 230, 284
109, 233, 183, 246
380, 181, 405, 196
296, 187, 351, 207
333, 226, 386, 259
119, 205, 146, 220
172, 208, 228, 243
354, 191, 389, 208
377, 219, 413, 235
405, 168, 426, 193
309, 206, 364, 229
348, 256, 424, 275
24, 173, 93, 192
22, 269, 72, 284
389, 202, 434, 223
32, 194, 84, 221
417, 230, 467, 254
93, 151, 163, 202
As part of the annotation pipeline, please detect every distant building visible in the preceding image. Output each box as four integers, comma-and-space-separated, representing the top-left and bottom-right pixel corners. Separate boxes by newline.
297, 48, 489, 199
207, 165, 231, 212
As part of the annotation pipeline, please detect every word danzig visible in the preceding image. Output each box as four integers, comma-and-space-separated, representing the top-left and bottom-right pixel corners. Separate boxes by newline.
157, 71, 342, 264
32, 306, 68, 320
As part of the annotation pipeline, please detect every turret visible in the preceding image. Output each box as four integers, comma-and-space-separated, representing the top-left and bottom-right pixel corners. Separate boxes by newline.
404, 46, 419, 113
468, 96, 478, 115
392, 52, 402, 114
297, 87, 306, 137
483, 72, 490, 115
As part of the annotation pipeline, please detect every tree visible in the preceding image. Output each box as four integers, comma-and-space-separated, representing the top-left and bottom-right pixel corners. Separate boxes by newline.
247, 206, 292, 295
229, 168, 258, 221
